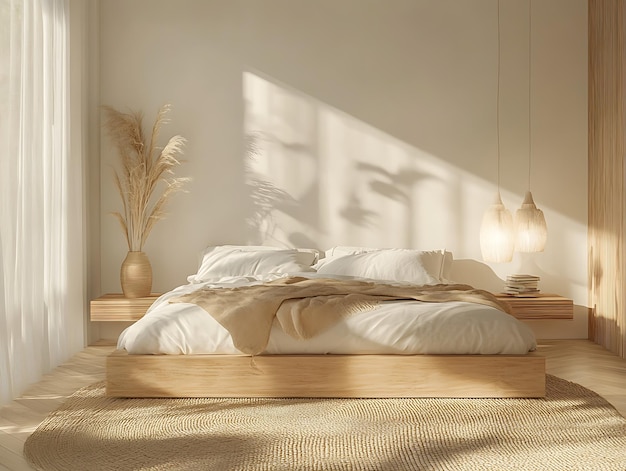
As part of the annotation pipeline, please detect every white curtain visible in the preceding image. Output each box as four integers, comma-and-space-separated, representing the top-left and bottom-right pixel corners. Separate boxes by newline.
0, 0, 85, 406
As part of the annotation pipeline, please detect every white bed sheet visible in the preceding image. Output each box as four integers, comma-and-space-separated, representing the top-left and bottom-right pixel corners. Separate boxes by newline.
117, 273, 537, 355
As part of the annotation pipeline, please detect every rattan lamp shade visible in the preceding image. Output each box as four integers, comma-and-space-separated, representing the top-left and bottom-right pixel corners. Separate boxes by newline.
514, 190, 547, 252
480, 192, 515, 263
479, 0, 514, 264
514, 1, 547, 254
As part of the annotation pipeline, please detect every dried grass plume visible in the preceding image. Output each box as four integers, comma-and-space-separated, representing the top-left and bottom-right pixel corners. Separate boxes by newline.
103, 104, 190, 251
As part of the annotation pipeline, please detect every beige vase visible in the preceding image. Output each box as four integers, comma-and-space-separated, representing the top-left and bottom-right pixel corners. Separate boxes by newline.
120, 251, 153, 298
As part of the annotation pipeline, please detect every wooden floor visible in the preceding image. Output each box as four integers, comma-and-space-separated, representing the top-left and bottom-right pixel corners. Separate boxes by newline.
0, 340, 624, 471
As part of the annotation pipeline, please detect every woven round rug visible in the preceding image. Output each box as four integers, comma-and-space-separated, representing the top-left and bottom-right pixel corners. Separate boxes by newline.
24, 375, 626, 471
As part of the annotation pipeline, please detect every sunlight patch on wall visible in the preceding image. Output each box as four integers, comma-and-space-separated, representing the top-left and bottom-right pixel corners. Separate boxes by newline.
243, 70, 478, 253
241, 68, 586, 291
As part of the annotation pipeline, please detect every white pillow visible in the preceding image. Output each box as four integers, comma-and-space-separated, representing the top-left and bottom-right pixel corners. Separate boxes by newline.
320, 246, 449, 282
441, 251, 454, 282
188, 246, 317, 283
314, 249, 441, 285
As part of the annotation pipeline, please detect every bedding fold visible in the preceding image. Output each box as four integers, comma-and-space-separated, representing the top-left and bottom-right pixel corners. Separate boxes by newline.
169, 277, 511, 355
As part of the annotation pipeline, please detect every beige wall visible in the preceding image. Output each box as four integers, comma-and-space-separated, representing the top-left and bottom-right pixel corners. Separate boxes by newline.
95, 0, 588, 340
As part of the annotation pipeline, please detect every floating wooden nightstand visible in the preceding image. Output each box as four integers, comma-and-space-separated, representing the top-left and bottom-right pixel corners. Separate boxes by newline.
494, 294, 573, 320
90, 293, 161, 322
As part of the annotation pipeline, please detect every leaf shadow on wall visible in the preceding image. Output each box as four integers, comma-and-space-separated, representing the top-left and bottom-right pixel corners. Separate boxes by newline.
241, 69, 481, 256
356, 162, 434, 248
244, 130, 319, 250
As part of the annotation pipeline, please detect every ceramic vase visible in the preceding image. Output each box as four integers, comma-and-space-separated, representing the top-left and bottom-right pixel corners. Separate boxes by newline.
120, 251, 152, 298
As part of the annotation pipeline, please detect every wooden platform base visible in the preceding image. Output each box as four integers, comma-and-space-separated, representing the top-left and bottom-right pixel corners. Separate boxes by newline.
106, 351, 546, 398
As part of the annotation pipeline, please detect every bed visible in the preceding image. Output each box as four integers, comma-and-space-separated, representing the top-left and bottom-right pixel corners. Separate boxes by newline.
106, 246, 545, 398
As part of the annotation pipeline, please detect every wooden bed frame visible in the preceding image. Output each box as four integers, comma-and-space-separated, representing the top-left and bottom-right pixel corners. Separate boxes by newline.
106, 351, 546, 398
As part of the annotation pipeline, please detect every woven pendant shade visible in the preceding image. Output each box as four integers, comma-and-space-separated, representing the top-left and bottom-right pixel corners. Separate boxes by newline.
514, 190, 547, 252
514, 1, 548, 254
480, 192, 515, 263
479, 0, 513, 264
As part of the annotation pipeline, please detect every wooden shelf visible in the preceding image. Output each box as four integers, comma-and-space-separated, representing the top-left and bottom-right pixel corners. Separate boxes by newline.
90, 293, 161, 321
90, 292, 572, 322
494, 294, 573, 320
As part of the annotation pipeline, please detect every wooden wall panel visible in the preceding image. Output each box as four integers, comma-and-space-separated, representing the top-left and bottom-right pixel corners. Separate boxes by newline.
588, 0, 626, 358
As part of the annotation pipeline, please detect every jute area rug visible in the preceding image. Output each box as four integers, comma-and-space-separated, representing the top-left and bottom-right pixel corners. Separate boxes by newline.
24, 375, 626, 471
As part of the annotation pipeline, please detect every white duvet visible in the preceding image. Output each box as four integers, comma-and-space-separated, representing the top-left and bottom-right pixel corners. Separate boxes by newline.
118, 273, 537, 355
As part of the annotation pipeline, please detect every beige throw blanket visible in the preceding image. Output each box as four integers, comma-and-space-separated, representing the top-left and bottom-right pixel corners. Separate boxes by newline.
170, 277, 511, 355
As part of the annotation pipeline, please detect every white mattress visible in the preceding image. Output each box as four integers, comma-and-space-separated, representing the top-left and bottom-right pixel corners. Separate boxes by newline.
118, 274, 537, 355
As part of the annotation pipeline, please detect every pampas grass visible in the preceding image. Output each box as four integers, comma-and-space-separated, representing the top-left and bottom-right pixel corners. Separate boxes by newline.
103, 104, 189, 251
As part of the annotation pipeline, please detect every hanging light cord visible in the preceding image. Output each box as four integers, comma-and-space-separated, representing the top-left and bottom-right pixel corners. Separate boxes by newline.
527, 0, 532, 191
496, 0, 501, 190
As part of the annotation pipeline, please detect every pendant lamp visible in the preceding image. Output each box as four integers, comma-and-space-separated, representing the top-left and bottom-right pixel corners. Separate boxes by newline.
480, 191, 515, 263
514, 0, 547, 253
480, 0, 515, 263
515, 191, 547, 251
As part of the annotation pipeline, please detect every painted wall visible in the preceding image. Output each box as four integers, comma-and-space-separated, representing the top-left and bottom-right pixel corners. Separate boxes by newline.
96, 0, 588, 340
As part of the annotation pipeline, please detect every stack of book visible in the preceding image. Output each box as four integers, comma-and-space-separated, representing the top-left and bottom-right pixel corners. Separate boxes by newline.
505, 274, 540, 297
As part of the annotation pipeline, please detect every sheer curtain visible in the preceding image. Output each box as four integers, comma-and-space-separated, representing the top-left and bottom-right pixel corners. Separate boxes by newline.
0, 0, 85, 406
